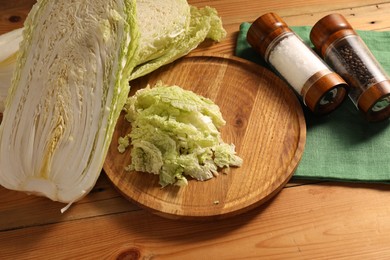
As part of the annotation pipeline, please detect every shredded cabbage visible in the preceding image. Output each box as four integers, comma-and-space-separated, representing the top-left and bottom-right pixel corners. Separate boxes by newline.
118, 83, 243, 187
0, 0, 226, 205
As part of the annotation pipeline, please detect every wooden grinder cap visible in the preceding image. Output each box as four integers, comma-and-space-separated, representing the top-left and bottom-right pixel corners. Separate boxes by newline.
247, 13, 292, 60
310, 13, 357, 57
359, 80, 390, 122
303, 72, 347, 115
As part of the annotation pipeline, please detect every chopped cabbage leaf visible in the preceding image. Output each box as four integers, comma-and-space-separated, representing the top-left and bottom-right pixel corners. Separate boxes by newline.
118, 83, 243, 187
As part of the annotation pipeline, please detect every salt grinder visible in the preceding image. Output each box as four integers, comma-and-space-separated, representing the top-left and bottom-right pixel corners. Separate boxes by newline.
247, 13, 348, 115
310, 14, 390, 122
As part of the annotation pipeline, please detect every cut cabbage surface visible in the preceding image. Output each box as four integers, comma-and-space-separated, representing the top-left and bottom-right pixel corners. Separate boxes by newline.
118, 83, 243, 187
0, 0, 226, 205
130, 5, 226, 80
133, 0, 190, 66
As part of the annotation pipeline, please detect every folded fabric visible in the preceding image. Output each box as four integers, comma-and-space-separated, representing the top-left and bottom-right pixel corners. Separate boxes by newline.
236, 22, 390, 183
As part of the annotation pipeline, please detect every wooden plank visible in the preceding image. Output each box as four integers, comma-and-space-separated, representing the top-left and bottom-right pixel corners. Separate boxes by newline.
282, 2, 390, 30
1, 182, 390, 259
189, 0, 390, 28
0, 0, 35, 34
0, 174, 138, 231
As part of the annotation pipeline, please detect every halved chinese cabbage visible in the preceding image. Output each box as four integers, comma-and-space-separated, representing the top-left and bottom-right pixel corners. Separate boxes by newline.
0, 0, 138, 204
0, 0, 226, 206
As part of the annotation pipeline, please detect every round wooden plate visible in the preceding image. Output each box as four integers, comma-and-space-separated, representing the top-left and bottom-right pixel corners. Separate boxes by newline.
104, 55, 306, 220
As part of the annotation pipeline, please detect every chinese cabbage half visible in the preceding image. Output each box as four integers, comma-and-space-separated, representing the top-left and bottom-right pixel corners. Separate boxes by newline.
0, 0, 138, 204
0, 0, 226, 206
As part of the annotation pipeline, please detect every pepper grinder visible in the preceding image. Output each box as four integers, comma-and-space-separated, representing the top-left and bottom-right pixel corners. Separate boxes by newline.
310, 14, 390, 122
247, 13, 348, 115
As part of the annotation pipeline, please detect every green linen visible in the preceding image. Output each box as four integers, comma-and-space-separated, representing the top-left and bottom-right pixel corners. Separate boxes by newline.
236, 22, 390, 183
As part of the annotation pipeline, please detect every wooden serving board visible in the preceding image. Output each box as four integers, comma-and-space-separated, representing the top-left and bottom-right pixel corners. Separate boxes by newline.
104, 55, 306, 220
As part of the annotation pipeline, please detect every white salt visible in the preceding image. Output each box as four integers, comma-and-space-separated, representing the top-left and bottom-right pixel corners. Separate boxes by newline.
268, 34, 328, 93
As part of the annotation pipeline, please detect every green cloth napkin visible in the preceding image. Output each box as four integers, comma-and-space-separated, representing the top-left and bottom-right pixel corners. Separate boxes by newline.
236, 22, 390, 183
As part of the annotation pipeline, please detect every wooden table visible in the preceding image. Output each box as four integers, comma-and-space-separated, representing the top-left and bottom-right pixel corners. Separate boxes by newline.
1, 0, 390, 259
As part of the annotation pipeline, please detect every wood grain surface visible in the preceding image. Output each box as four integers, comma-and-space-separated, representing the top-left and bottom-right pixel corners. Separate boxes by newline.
104, 55, 306, 220
1, 0, 390, 259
